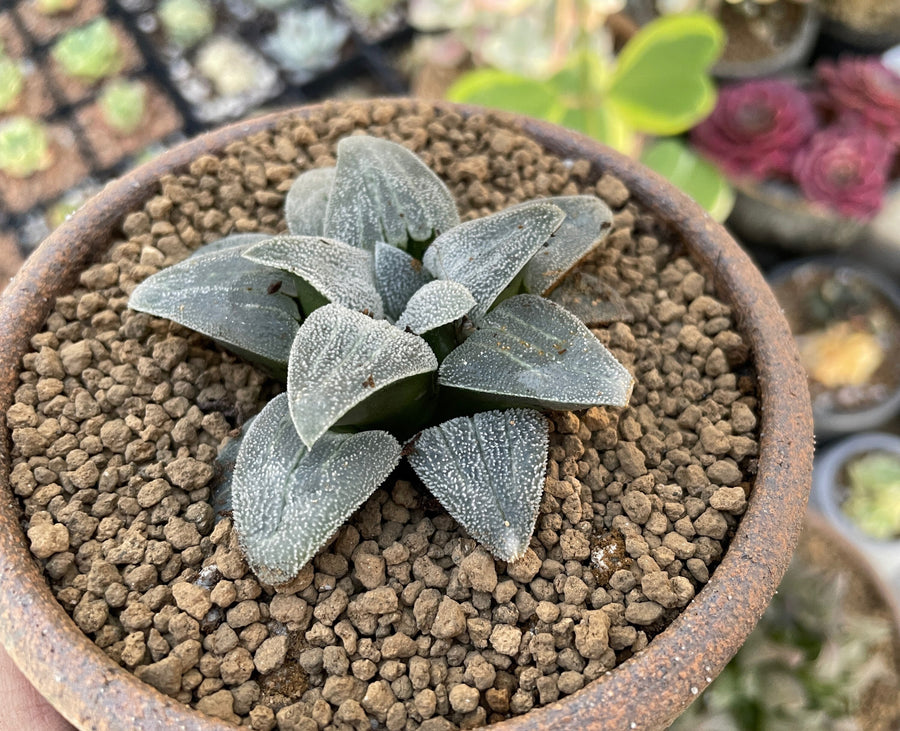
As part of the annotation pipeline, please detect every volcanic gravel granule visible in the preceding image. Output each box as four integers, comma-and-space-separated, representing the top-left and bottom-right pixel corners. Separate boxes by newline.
8, 100, 760, 729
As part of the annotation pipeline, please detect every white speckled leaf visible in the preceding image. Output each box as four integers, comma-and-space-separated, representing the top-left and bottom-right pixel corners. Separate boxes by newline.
188, 233, 271, 258
516, 196, 613, 295
243, 235, 383, 318
395, 280, 476, 335
407, 409, 549, 561
211, 414, 258, 520
232, 394, 400, 585
128, 247, 299, 375
422, 203, 565, 321
288, 303, 438, 448
375, 242, 432, 321
285, 167, 336, 236
324, 135, 460, 251
439, 294, 634, 410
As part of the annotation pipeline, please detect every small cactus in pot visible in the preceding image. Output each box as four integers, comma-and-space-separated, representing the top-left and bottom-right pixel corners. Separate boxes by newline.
129, 135, 633, 585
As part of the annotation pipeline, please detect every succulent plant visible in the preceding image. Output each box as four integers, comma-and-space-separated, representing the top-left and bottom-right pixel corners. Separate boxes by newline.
672, 557, 891, 729
51, 18, 123, 83
0, 54, 23, 113
792, 124, 893, 220
195, 36, 268, 97
158, 0, 215, 49
842, 450, 900, 540
342, 0, 401, 20
797, 320, 884, 389
818, 56, 900, 147
0, 116, 52, 179
98, 78, 147, 134
262, 7, 350, 84
690, 79, 817, 180
129, 135, 632, 585
35, 0, 79, 14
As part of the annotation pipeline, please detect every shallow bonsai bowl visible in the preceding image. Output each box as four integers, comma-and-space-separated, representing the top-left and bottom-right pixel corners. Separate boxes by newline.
0, 100, 814, 730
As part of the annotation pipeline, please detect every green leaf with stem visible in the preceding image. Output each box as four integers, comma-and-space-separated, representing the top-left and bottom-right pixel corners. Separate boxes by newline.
606, 14, 724, 135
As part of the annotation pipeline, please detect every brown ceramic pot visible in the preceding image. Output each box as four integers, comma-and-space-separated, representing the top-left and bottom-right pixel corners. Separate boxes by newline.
0, 101, 814, 730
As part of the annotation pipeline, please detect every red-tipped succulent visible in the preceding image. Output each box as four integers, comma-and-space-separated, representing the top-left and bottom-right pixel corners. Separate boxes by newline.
818, 57, 900, 146
792, 125, 894, 220
690, 79, 817, 180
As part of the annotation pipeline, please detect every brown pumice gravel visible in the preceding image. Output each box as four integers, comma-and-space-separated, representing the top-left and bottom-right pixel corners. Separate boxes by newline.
8, 100, 759, 729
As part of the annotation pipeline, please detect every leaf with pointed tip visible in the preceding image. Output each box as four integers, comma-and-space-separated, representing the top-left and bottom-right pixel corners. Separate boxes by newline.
288, 303, 438, 448
514, 196, 613, 295
243, 235, 383, 318
375, 242, 432, 321
324, 135, 460, 251
547, 271, 632, 326
407, 409, 549, 561
439, 294, 634, 410
423, 203, 565, 321
128, 247, 300, 376
285, 167, 336, 236
232, 394, 400, 585
396, 280, 476, 335
188, 233, 271, 258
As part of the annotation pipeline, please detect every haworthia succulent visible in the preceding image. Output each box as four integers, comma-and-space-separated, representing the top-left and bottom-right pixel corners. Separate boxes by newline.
516, 196, 613, 295
324, 135, 460, 251
406, 409, 549, 561
422, 203, 566, 321
211, 414, 257, 521
285, 166, 336, 236
243, 235, 383, 319
128, 246, 300, 375
395, 280, 476, 335
439, 294, 634, 410
374, 241, 432, 322
287, 303, 438, 448
232, 394, 401, 585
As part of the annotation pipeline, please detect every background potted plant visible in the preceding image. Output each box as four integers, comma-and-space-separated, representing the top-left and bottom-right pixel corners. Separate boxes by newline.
0, 99, 812, 729
767, 257, 900, 440
812, 431, 900, 596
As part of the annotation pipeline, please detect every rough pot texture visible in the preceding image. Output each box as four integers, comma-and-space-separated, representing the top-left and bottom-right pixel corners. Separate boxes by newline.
0, 101, 813, 730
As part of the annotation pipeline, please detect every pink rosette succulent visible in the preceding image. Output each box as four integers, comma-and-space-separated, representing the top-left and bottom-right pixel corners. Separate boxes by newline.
690, 79, 817, 180
818, 57, 900, 146
792, 125, 894, 220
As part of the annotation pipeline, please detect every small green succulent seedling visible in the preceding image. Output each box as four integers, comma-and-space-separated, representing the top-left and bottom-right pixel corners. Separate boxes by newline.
0, 116, 52, 178
52, 18, 123, 83
842, 451, 900, 540
98, 78, 146, 134
0, 53, 23, 113
262, 7, 350, 84
158, 0, 215, 49
130, 135, 633, 584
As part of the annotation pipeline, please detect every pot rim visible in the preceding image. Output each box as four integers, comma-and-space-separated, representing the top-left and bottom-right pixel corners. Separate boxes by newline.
0, 99, 814, 731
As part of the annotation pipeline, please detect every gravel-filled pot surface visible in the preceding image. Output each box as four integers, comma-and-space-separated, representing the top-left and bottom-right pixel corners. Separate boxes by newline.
0, 100, 813, 731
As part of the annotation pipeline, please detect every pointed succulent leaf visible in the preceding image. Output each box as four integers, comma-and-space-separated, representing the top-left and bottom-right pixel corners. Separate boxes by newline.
547, 271, 632, 326
188, 232, 271, 258
439, 294, 634, 410
128, 247, 299, 375
285, 167, 336, 236
211, 414, 258, 520
407, 409, 549, 561
375, 241, 432, 321
243, 235, 383, 318
288, 303, 438, 448
395, 280, 476, 335
232, 394, 400, 585
513, 196, 613, 295
422, 203, 565, 321
324, 135, 459, 251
